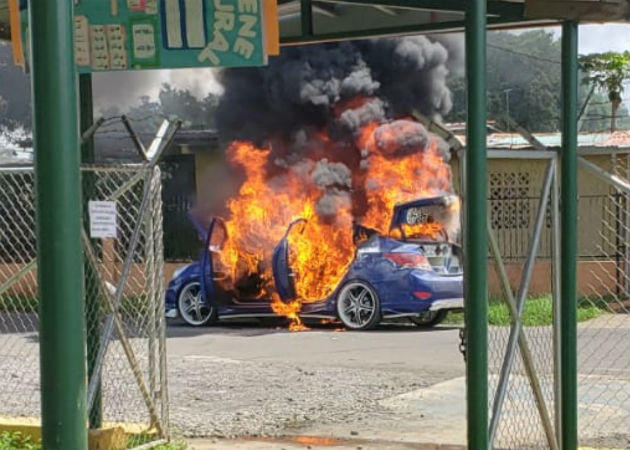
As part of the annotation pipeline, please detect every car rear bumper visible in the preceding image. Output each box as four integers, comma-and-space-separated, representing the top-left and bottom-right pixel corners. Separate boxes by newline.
429, 297, 464, 311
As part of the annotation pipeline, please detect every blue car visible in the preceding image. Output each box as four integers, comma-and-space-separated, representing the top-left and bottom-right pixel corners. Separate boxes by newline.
165, 195, 463, 330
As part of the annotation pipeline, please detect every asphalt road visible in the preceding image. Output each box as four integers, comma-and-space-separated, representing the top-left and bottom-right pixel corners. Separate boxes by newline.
165, 319, 467, 442
166, 319, 465, 378
0, 313, 626, 447
165, 315, 629, 448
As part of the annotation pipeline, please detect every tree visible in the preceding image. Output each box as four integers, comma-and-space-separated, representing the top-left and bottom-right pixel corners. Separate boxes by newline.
159, 84, 218, 129
447, 30, 563, 132
97, 84, 220, 132
579, 51, 630, 131
446, 30, 629, 133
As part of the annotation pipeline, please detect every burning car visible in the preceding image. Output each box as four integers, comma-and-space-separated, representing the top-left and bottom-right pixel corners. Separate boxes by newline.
165, 194, 463, 330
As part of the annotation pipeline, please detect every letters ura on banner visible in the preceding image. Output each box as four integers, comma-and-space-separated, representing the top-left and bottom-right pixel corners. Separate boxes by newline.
12, 0, 279, 72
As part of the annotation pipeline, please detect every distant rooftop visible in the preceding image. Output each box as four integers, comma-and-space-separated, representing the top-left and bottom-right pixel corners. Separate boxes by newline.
453, 130, 630, 150
2, 127, 629, 166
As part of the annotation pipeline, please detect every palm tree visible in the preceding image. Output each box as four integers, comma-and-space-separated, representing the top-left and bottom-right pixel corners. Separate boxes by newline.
579, 51, 630, 132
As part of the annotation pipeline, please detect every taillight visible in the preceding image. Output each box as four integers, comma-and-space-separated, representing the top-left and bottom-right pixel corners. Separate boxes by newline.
384, 252, 432, 271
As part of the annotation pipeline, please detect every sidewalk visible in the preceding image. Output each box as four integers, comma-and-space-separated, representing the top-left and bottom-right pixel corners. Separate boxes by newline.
188, 436, 464, 450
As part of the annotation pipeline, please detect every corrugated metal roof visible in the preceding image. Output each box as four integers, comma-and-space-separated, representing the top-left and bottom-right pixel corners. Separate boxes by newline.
454, 130, 630, 149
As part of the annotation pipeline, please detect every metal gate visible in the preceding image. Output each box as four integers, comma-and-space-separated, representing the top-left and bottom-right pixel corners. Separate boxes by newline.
575, 155, 630, 449
0, 162, 169, 440
482, 150, 561, 450
480, 148, 630, 449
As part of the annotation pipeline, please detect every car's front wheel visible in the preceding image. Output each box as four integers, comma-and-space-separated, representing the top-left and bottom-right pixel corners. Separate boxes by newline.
409, 310, 447, 328
177, 281, 217, 327
336, 280, 381, 330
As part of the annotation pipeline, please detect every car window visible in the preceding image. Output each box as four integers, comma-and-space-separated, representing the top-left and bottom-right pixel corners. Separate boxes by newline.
209, 219, 227, 252
399, 203, 459, 243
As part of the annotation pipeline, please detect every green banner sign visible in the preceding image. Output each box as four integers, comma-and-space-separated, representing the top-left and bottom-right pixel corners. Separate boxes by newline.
19, 0, 272, 72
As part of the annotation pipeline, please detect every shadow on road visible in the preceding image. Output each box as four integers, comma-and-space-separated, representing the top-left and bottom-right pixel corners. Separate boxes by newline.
166, 317, 460, 338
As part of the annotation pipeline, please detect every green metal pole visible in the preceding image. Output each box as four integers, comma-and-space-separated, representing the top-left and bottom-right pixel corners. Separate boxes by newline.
80, 73, 102, 429
465, 0, 488, 448
300, 0, 313, 36
561, 20, 578, 450
29, 0, 88, 448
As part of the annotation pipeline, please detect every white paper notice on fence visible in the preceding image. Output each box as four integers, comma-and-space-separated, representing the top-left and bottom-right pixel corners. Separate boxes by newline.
88, 201, 118, 239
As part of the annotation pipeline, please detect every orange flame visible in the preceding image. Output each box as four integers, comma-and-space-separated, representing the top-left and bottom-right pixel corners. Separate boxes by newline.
392, 222, 447, 241
271, 294, 308, 331
358, 121, 453, 234
209, 99, 455, 329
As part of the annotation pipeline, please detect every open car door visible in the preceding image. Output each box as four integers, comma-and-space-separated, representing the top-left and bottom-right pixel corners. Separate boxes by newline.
199, 217, 228, 305
389, 195, 458, 242
271, 219, 306, 302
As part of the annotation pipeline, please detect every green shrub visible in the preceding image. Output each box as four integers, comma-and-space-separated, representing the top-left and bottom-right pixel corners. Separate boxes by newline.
0, 432, 41, 450
444, 294, 606, 326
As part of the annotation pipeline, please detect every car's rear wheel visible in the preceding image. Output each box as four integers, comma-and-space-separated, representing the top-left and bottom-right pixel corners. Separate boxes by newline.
409, 310, 447, 328
177, 281, 217, 327
336, 280, 381, 330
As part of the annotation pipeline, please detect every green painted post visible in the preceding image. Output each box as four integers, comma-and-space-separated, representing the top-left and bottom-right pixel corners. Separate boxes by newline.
28, 0, 88, 448
561, 21, 578, 450
465, 0, 488, 448
80, 73, 102, 429
300, 0, 313, 36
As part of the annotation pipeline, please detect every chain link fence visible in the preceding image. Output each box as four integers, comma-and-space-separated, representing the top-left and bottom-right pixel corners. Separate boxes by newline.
0, 164, 168, 440
485, 154, 630, 449
486, 157, 558, 450
577, 155, 630, 449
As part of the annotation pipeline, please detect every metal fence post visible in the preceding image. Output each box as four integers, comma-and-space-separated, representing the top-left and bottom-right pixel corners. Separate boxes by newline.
561, 20, 579, 450
80, 73, 103, 429
29, 0, 88, 447
465, 0, 488, 448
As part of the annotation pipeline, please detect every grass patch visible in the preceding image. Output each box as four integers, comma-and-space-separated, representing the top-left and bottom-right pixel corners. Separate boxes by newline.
443, 294, 607, 326
0, 432, 40, 450
127, 433, 187, 450
0, 432, 186, 450
152, 442, 187, 450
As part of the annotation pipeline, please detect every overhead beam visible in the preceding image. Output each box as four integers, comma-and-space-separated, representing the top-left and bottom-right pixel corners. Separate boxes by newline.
312, 0, 524, 17
526, 0, 630, 22
280, 17, 545, 45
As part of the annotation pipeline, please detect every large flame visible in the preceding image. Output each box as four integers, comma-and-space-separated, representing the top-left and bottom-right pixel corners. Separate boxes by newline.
208, 98, 455, 325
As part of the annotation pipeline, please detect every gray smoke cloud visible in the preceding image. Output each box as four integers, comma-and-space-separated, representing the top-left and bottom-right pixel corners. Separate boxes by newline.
311, 159, 352, 189
372, 120, 430, 156
216, 36, 453, 143
337, 98, 387, 133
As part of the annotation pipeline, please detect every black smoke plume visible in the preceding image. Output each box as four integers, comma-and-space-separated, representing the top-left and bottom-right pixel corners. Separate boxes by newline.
216, 36, 453, 144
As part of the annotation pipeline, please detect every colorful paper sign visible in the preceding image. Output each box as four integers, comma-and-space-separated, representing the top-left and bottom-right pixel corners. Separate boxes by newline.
18, 0, 279, 72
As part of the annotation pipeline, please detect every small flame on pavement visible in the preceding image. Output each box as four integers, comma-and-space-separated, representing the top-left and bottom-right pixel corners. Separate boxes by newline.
270, 294, 309, 331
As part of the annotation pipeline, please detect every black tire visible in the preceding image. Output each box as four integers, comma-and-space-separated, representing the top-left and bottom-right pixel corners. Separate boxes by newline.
409, 310, 448, 328
336, 280, 381, 330
177, 280, 217, 327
